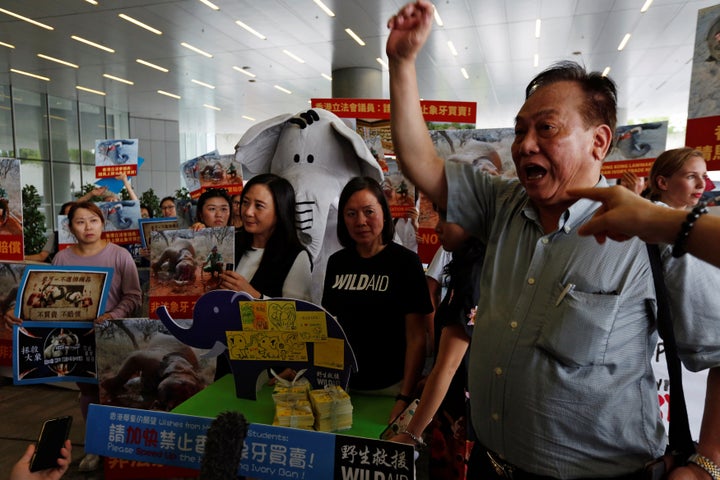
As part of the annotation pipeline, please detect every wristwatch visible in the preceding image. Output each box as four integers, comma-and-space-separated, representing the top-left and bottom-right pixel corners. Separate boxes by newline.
688, 453, 720, 480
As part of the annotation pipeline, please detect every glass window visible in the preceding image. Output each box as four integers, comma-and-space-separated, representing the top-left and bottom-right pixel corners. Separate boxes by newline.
106, 108, 129, 140
20, 159, 53, 229
81, 162, 97, 191
0, 84, 13, 157
12, 88, 49, 160
79, 102, 106, 166
48, 96, 80, 163
52, 161, 83, 223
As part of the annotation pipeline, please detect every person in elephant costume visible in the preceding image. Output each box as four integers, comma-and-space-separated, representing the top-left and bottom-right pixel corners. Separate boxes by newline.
234, 108, 384, 303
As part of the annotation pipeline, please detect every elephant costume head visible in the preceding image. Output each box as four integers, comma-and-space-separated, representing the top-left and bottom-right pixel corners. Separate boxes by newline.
234, 108, 383, 265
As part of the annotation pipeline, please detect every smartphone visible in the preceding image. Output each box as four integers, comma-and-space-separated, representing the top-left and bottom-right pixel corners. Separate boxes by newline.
29, 416, 72, 472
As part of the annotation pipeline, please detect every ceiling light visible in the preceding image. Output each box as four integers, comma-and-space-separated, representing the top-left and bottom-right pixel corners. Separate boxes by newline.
242, 115, 256, 121
274, 85, 292, 94
118, 14, 163, 35
203, 104, 221, 111
345, 28, 365, 46
617, 33, 631, 51
313, 0, 335, 17
535, 19, 541, 38
136, 59, 169, 72
232, 66, 257, 78
198, 0, 220, 10
76, 85, 106, 96
283, 49, 305, 64
181, 42, 213, 58
37, 54, 79, 68
376, 58, 388, 70
0, 42, 15, 49
0, 8, 54, 30
158, 90, 181, 99
433, 6, 444, 27
85, 0, 98, 4
321, 73, 332, 81
461, 67, 469, 79
235, 20, 267, 40
10, 69, 50, 81
641, 0, 653, 13
533, 53, 539, 67
192, 79, 216, 89
71, 35, 115, 53
447, 41, 458, 56
103, 73, 134, 85
602, 66, 611, 77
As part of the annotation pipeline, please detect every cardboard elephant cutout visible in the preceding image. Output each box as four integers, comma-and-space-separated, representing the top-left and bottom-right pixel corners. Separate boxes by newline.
156, 289, 358, 400
234, 108, 383, 302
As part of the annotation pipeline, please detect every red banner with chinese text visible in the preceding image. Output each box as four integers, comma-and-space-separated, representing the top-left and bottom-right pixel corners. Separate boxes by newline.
311, 98, 476, 124
684, 116, 720, 172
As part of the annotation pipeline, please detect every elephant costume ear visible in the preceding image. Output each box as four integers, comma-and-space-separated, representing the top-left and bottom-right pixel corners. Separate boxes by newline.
317, 108, 384, 182
234, 113, 293, 176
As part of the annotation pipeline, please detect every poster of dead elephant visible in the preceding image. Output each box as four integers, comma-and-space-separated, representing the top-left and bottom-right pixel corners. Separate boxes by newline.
148, 226, 234, 319
97, 318, 216, 411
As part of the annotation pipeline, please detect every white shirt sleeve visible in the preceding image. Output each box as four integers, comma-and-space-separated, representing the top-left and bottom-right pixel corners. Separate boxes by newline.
426, 247, 450, 282
281, 250, 313, 301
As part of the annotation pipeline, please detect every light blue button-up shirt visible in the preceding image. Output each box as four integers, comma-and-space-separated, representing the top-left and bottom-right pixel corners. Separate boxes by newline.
446, 161, 720, 478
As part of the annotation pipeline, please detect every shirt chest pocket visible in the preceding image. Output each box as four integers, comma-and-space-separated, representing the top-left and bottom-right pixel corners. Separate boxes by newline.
536, 288, 621, 367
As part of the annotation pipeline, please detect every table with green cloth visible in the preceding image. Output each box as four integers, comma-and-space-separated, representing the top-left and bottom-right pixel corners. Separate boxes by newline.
173, 374, 396, 439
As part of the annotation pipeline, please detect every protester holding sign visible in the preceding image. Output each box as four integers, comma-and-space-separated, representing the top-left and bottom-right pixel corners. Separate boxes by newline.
50, 202, 141, 472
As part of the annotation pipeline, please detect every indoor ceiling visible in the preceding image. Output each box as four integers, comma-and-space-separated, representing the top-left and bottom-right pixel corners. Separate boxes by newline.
0, 0, 717, 137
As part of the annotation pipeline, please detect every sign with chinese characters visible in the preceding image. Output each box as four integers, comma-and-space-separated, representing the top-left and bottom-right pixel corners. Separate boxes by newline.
149, 227, 234, 320
15, 265, 112, 322
86, 404, 415, 478
686, 4, 720, 172
0, 158, 24, 261
601, 121, 669, 179
311, 97, 475, 124
13, 321, 95, 384
95, 139, 139, 178
181, 150, 243, 199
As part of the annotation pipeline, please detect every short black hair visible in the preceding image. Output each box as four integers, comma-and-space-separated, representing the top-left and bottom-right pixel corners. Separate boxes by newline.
526, 60, 618, 136
196, 188, 231, 225
337, 176, 394, 248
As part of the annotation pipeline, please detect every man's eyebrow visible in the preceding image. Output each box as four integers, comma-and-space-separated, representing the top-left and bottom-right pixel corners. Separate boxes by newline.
515, 108, 559, 124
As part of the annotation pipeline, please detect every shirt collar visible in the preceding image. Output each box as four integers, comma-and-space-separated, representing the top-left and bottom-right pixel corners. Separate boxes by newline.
521, 176, 608, 234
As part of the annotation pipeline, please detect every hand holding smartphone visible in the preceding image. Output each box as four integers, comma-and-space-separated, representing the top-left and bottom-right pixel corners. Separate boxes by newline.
29, 416, 72, 472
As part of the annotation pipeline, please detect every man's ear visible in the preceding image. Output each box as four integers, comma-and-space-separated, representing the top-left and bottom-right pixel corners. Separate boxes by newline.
593, 124, 613, 161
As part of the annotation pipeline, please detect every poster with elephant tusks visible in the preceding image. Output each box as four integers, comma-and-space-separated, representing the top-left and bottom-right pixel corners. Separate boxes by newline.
15, 265, 112, 322
95, 138, 139, 178
181, 150, 243, 199
148, 227, 234, 319
13, 321, 96, 384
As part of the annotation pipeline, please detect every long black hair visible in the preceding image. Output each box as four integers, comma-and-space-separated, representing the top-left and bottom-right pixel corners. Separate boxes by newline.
236, 173, 307, 265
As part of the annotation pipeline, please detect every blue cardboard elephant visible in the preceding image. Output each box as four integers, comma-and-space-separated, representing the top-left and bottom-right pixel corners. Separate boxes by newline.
157, 289, 358, 400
